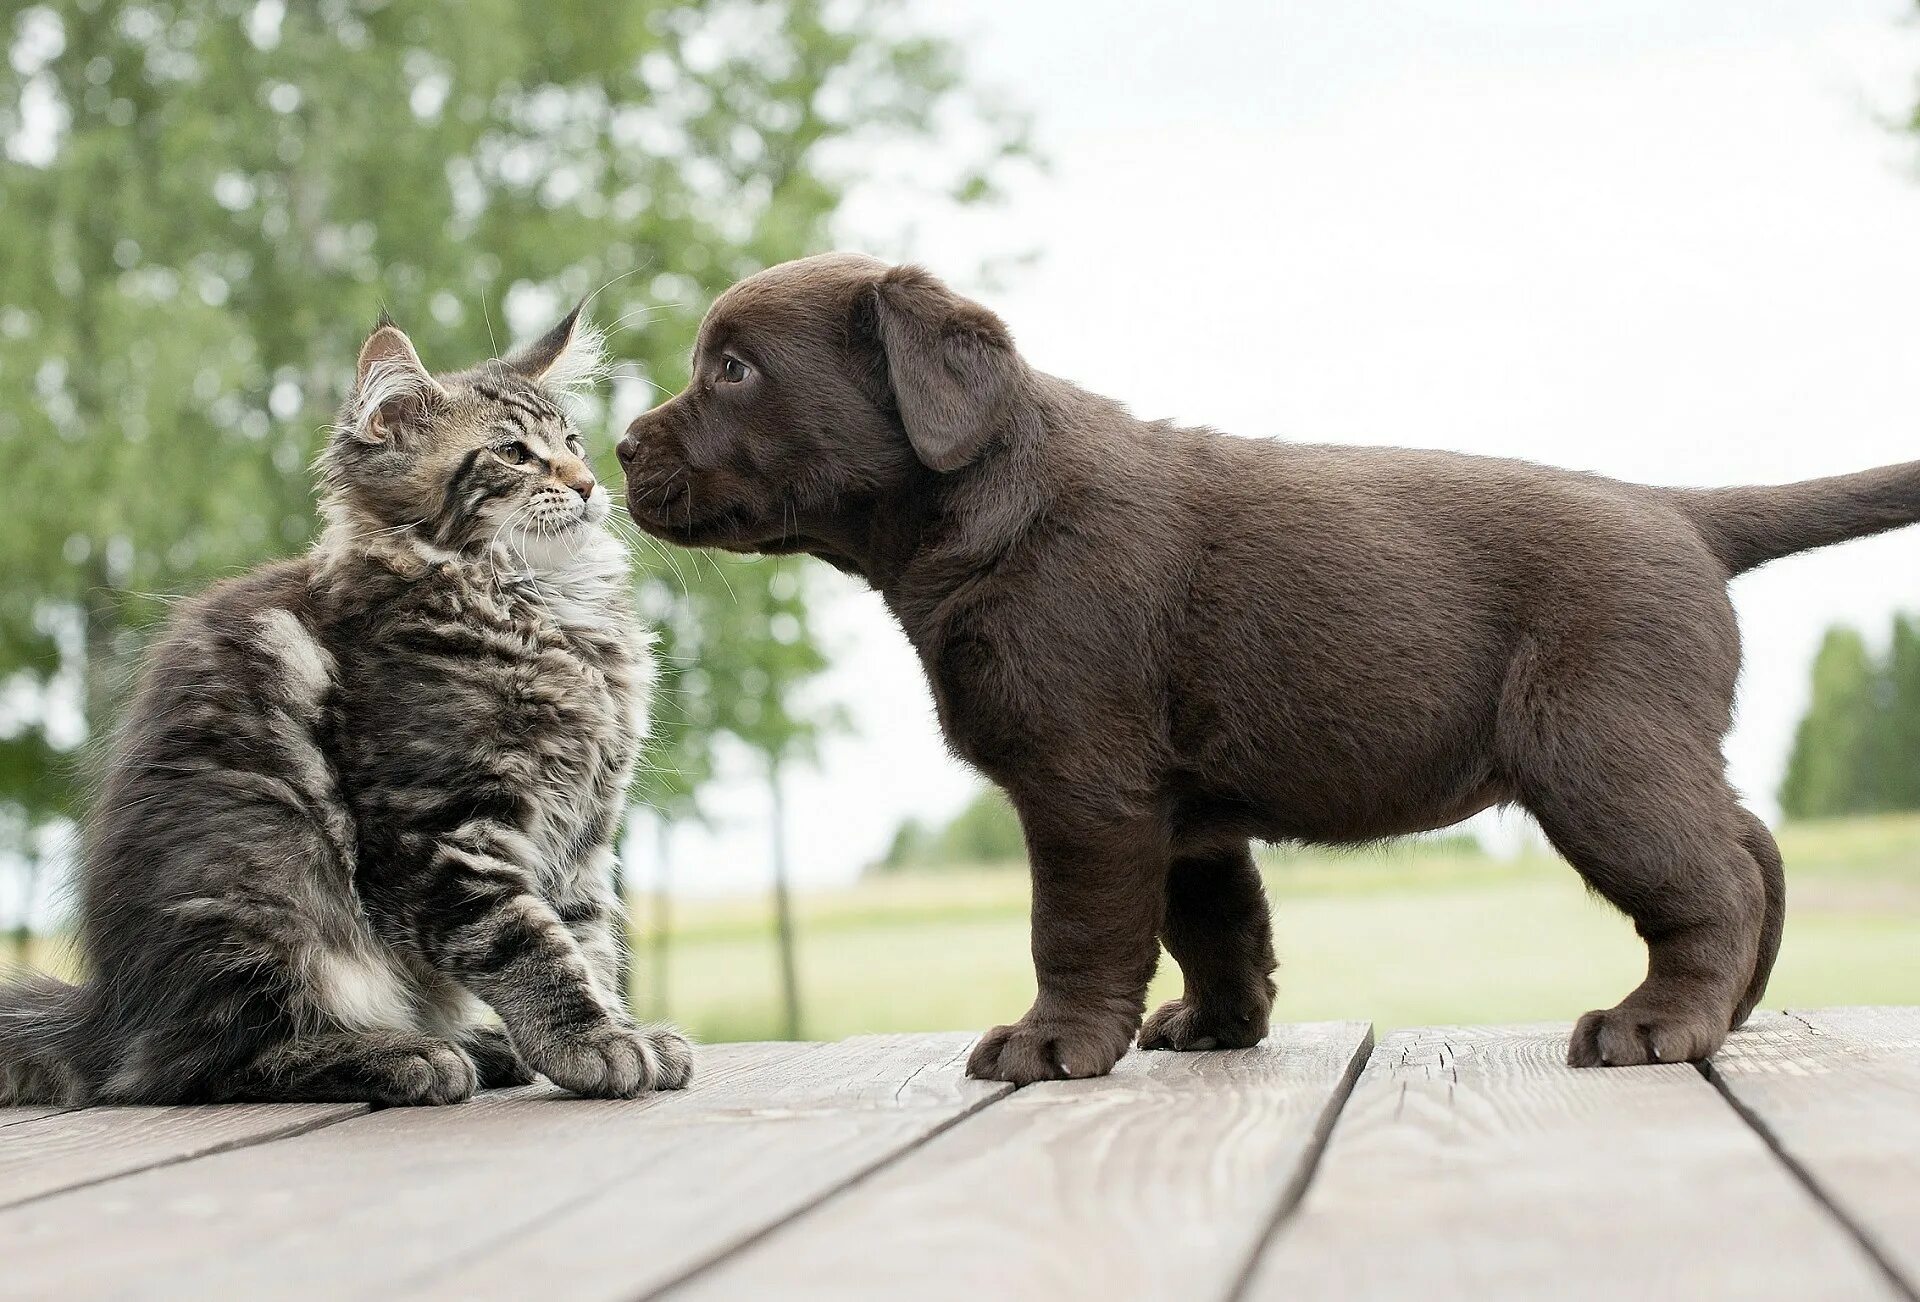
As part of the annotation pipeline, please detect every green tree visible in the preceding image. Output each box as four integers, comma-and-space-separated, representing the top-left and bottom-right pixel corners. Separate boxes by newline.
872, 816, 932, 874
868, 785, 1025, 875
1781, 626, 1881, 819
932, 786, 1025, 866
0, 2, 1027, 938
1872, 614, 1920, 812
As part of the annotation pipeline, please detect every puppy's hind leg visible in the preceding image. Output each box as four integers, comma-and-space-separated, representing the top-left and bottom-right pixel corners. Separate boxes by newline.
1514, 729, 1762, 1067
1731, 807, 1785, 1030
1139, 842, 1276, 1052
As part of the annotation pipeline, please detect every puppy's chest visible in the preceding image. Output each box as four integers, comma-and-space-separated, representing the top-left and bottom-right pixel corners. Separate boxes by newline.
913, 626, 1042, 777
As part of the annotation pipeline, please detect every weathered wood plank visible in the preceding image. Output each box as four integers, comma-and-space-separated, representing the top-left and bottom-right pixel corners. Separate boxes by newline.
0, 1102, 366, 1211
0, 1042, 801, 1297
426, 1032, 1012, 1300
0, 1037, 1001, 1300
668, 1021, 1373, 1302
0, 1107, 69, 1129
1241, 1022, 1896, 1301
1708, 1008, 1920, 1298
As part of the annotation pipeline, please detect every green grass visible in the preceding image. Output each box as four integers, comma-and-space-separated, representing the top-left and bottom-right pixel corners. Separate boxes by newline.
631, 815, 1920, 1043
14, 815, 1916, 1046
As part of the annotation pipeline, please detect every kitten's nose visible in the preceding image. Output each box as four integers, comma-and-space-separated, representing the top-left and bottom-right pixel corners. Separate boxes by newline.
566, 474, 595, 502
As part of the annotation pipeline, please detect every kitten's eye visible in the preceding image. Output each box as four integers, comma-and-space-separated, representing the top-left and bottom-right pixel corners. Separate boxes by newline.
720, 356, 749, 384
496, 441, 532, 466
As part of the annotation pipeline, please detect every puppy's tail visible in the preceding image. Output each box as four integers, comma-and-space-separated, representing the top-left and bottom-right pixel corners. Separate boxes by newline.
0, 969, 88, 1105
1667, 459, 1920, 576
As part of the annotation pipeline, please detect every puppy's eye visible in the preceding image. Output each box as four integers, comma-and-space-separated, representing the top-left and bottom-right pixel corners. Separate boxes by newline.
720, 356, 749, 384
495, 441, 532, 466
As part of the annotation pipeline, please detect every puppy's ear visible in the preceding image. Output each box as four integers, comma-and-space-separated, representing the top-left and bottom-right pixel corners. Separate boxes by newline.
869, 266, 1020, 472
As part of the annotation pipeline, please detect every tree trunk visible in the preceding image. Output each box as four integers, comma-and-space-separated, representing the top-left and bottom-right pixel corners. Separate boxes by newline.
12, 856, 43, 964
651, 816, 672, 1021
769, 762, 802, 1040
81, 558, 119, 741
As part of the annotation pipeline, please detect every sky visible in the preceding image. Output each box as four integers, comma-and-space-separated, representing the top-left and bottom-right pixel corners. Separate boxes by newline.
657, 0, 1920, 893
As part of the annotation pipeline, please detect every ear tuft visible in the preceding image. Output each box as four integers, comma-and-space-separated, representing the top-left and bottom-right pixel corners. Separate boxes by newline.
871, 266, 1020, 472
505, 299, 608, 391
348, 322, 446, 443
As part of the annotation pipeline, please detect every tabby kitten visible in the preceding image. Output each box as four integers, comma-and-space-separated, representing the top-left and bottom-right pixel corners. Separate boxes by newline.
0, 308, 690, 1105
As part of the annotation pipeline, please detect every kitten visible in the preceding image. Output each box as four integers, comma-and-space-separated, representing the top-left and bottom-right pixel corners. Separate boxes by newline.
0, 308, 690, 1105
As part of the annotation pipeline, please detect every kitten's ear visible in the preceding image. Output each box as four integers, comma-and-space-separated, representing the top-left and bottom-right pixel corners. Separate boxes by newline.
504, 299, 604, 388
866, 266, 1020, 472
351, 317, 446, 442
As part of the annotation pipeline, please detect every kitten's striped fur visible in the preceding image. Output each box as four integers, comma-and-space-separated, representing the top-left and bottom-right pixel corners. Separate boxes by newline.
0, 307, 689, 1105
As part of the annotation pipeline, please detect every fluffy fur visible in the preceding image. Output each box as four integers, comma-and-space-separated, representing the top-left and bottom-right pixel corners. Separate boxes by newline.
618, 252, 1920, 1083
0, 307, 690, 1106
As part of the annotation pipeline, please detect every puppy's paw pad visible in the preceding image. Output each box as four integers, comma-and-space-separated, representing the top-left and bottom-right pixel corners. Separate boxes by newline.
966, 1015, 1131, 1084
1567, 1006, 1726, 1068
1138, 998, 1267, 1052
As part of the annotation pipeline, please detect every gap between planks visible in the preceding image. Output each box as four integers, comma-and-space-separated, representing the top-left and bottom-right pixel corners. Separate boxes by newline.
1241, 1020, 1901, 1302
664, 1020, 1374, 1302
1703, 1009, 1920, 1302
0, 1036, 1005, 1301
0, 1101, 368, 1211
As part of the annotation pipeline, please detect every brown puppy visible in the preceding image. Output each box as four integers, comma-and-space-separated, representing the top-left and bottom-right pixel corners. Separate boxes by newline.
619, 252, 1920, 1082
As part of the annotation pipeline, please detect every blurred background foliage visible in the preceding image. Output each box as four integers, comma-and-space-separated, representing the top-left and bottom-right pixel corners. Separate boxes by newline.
0, 0, 1028, 997
868, 785, 1023, 876
1781, 616, 1920, 819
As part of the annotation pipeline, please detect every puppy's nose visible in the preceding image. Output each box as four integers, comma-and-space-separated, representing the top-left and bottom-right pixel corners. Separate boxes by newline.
617, 421, 643, 465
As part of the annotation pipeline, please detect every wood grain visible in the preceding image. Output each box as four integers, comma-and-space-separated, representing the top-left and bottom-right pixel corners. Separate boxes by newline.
427, 1032, 1012, 1301
0, 1107, 69, 1129
0, 1037, 997, 1300
1241, 1022, 1896, 1301
1708, 1008, 1920, 1298
0, 1102, 365, 1210
668, 1021, 1372, 1302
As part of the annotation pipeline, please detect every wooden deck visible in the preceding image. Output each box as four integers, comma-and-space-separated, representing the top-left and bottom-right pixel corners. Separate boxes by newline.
1, 1008, 1914, 1300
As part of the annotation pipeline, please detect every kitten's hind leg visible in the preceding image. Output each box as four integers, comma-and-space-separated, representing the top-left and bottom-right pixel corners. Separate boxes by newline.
228, 1031, 478, 1106
461, 1025, 535, 1089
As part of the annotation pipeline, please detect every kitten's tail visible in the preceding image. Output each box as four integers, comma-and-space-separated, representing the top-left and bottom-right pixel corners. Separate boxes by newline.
0, 969, 87, 1105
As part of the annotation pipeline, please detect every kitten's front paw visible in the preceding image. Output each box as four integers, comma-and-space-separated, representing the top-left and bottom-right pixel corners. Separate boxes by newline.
532, 1022, 693, 1098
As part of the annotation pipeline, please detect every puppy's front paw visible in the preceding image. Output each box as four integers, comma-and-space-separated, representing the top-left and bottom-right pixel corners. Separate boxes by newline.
532, 1022, 694, 1098
1138, 997, 1268, 1052
1566, 1002, 1727, 1068
966, 1010, 1133, 1084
